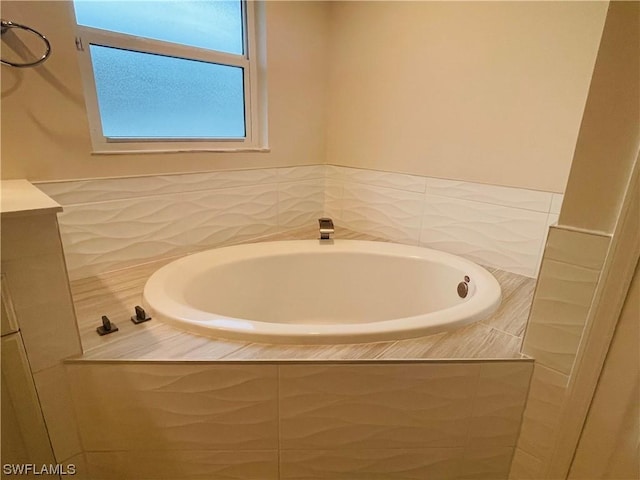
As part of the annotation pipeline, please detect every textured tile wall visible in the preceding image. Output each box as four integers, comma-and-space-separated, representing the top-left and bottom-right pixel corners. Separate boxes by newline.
510, 227, 611, 479
522, 260, 600, 373
509, 364, 569, 479
38, 164, 561, 279
522, 228, 610, 374
66, 360, 533, 480
326, 166, 562, 277
33, 365, 84, 463
83, 450, 279, 480
67, 363, 279, 452
37, 166, 325, 280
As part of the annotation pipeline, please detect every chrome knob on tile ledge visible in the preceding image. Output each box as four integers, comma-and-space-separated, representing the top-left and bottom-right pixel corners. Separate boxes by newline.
318, 217, 334, 240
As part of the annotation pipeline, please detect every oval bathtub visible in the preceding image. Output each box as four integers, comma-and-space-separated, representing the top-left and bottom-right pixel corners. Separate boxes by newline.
143, 240, 502, 344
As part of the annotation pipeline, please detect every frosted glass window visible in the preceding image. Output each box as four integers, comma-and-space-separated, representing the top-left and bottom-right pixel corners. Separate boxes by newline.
73, 0, 261, 150
74, 1, 243, 55
90, 45, 245, 139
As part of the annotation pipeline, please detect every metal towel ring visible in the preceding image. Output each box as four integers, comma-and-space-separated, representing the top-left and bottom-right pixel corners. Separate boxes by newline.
1, 19, 51, 68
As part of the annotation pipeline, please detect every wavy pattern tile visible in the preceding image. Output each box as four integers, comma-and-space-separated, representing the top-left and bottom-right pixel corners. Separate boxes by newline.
468, 363, 532, 447
420, 195, 548, 277
37, 177, 169, 205
545, 227, 610, 270
516, 364, 568, 465
341, 183, 424, 245
509, 448, 545, 480
66, 361, 532, 478
182, 184, 279, 250
58, 195, 194, 279
66, 364, 278, 451
522, 259, 600, 374
426, 178, 553, 213
327, 165, 559, 277
323, 179, 344, 221
280, 447, 514, 480
340, 166, 427, 193
277, 179, 324, 229
280, 448, 465, 480
461, 446, 514, 480
324, 165, 345, 181
50, 167, 333, 279
48, 164, 560, 279
32, 365, 83, 462
37, 168, 280, 205
279, 364, 480, 450
278, 165, 326, 182
85, 450, 278, 480
58, 184, 282, 279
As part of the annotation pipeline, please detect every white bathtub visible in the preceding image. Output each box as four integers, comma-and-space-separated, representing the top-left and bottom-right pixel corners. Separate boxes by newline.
143, 240, 501, 344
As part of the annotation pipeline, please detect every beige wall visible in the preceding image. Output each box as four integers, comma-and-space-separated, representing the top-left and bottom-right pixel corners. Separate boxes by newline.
325, 1, 607, 193
559, 1, 640, 233
1, 1, 330, 181
1, 1, 609, 189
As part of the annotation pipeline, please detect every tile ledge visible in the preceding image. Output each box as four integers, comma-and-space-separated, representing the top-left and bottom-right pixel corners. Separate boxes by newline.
550, 224, 612, 238
63, 357, 535, 365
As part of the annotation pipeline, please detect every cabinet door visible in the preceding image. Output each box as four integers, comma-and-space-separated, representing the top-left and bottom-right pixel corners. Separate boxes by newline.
1, 333, 55, 476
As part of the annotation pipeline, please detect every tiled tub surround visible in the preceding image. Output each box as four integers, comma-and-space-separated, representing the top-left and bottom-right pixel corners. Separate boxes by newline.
41, 171, 542, 479
522, 226, 610, 375
326, 165, 563, 278
66, 361, 533, 479
36, 166, 325, 280
68, 227, 535, 361
509, 226, 611, 479
37, 164, 562, 281
63, 227, 536, 479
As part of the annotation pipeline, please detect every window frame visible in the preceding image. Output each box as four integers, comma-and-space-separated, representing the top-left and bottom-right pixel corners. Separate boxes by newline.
73, 1, 264, 153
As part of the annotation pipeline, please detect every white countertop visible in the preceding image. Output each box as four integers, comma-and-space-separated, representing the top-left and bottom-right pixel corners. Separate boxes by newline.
1, 180, 62, 217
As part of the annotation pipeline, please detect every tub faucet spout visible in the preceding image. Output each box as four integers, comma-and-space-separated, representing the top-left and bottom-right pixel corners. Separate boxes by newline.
318, 217, 334, 240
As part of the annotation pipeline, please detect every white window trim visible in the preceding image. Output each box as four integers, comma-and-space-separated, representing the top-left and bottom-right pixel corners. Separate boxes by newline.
73, 1, 266, 154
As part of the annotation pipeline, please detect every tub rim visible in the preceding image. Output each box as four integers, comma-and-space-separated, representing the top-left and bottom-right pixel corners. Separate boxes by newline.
142, 239, 502, 344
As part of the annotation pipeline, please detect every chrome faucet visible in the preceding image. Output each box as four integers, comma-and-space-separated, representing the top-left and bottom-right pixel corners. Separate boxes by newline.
318, 217, 334, 240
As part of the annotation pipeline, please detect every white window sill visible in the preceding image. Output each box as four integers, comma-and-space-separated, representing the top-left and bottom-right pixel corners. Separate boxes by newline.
90, 147, 271, 155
